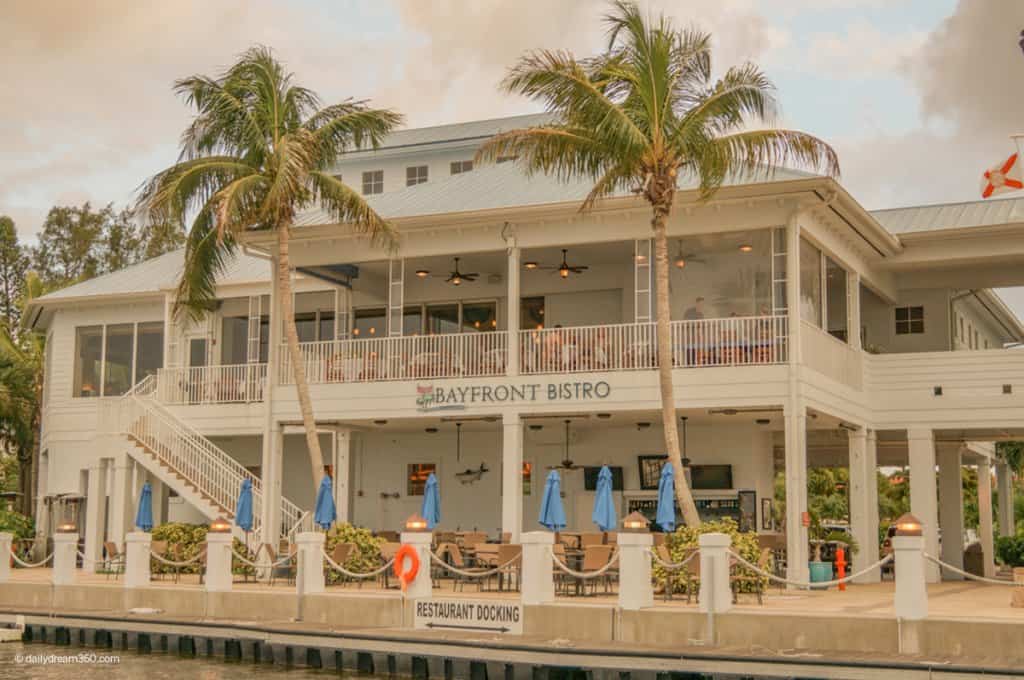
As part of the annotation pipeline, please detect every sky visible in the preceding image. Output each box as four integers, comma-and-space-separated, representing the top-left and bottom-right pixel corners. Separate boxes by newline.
3, 1, 1024, 306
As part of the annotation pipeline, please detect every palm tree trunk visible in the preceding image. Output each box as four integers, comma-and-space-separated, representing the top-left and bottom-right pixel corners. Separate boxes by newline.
652, 208, 701, 528
276, 224, 326, 499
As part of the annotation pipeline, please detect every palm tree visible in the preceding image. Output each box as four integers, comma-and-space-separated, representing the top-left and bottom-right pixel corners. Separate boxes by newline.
477, 1, 838, 526
138, 47, 403, 497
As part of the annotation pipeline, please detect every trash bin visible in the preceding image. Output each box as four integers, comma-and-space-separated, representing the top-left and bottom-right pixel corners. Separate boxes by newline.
963, 541, 984, 577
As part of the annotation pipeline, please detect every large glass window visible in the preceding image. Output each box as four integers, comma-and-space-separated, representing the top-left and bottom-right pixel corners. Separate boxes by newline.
407, 463, 436, 496
135, 323, 164, 382
825, 257, 848, 342
221, 316, 248, 364
74, 326, 103, 397
318, 312, 335, 342
520, 297, 545, 330
103, 324, 134, 396
353, 307, 385, 338
295, 313, 318, 343
668, 230, 774, 319
462, 301, 497, 332
403, 306, 423, 336
426, 304, 459, 335
799, 237, 822, 327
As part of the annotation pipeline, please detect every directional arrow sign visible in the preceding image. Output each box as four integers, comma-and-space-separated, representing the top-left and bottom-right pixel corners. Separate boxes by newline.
414, 599, 523, 635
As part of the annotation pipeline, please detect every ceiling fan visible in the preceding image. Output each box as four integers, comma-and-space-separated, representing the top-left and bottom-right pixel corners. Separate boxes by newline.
547, 419, 582, 471
445, 257, 479, 285
529, 249, 589, 279
673, 243, 707, 269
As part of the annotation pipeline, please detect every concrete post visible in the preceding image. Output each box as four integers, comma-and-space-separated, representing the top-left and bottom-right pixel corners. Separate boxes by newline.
977, 459, 996, 578
333, 429, 352, 524
296, 532, 325, 595
124, 532, 152, 588
698, 533, 732, 615
937, 446, 964, 576
398, 531, 433, 600
617, 532, 653, 610
109, 453, 133, 547
997, 462, 1015, 537
521, 531, 555, 605
783, 401, 809, 584
893, 534, 928, 621
908, 428, 940, 583
506, 244, 520, 376
52, 532, 78, 586
501, 413, 523, 543
204, 532, 233, 593
848, 427, 880, 583
0, 532, 11, 583
83, 461, 107, 571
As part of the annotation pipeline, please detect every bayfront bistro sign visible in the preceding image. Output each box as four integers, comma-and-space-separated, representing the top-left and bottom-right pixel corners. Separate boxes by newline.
416, 380, 611, 412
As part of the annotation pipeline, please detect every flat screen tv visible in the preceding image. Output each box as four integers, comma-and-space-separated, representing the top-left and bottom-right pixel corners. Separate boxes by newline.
690, 464, 733, 490
583, 466, 624, 491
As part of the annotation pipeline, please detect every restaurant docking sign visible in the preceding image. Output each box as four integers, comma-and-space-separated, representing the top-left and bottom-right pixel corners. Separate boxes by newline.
417, 380, 611, 412
414, 598, 523, 634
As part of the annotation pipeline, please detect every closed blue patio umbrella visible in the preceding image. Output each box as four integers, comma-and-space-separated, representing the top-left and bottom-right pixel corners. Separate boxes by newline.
591, 465, 617, 531
314, 476, 337, 530
134, 482, 153, 532
656, 462, 677, 532
421, 472, 441, 529
538, 470, 567, 531
235, 479, 254, 532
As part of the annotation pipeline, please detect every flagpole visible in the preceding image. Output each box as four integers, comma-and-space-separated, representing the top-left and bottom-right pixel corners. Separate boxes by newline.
1013, 134, 1024, 160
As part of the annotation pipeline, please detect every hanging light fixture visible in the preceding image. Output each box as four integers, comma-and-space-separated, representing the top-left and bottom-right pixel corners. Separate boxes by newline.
680, 416, 692, 487
674, 242, 686, 269
415, 269, 430, 278
739, 244, 753, 253
524, 261, 538, 270
455, 422, 463, 461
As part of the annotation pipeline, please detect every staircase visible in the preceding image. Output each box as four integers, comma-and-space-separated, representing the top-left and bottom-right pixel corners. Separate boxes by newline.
103, 375, 306, 539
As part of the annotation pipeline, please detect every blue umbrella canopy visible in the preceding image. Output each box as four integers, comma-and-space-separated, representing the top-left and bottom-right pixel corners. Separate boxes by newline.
656, 462, 677, 532
421, 472, 441, 529
235, 478, 254, 532
591, 465, 618, 531
313, 476, 337, 530
134, 482, 154, 532
538, 470, 567, 531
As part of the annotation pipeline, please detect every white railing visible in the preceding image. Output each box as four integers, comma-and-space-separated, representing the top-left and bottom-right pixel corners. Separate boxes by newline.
279, 331, 508, 385
521, 315, 788, 375
156, 363, 267, 404
106, 375, 303, 537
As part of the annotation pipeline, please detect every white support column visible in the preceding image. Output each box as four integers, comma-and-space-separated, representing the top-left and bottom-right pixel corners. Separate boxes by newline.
124, 532, 152, 588
83, 461, 107, 570
908, 428, 940, 583
398, 530, 433, 600
260, 251, 282, 545
501, 413, 523, 543
150, 478, 166, 526
52, 532, 78, 586
848, 428, 880, 583
849, 271, 862, 351
0, 533, 11, 583
783, 401, 809, 585
34, 452, 49, 547
698, 532, 732, 614
520, 531, 555, 605
618, 532, 654, 610
978, 459, 996, 578
334, 429, 351, 524
109, 453, 133, 547
937, 446, 964, 576
295, 531, 325, 595
893, 534, 928, 621
997, 462, 1015, 537
204, 532, 233, 593
506, 244, 520, 376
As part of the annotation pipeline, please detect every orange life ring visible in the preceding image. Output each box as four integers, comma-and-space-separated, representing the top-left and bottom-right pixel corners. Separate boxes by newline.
393, 544, 420, 591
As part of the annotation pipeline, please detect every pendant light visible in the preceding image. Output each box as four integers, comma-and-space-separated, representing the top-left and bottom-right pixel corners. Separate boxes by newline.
455, 422, 463, 462
680, 415, 692, 487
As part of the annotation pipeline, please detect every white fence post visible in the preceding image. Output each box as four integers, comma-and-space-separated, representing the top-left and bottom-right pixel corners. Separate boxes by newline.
124, 532, 152, 588
520, 531, 555, 605
296, 532, 325, 595
698, 533, 732, 614
0, 533, 11, 583
204, 532, 233, 593
52, 532, 78, 586
617, 532, 653, 610
893, 534, 928, 621
398, 531, 432, 600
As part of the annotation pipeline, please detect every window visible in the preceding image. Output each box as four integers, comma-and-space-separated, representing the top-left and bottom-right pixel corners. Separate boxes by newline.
895, 306, 924, 334
189, 338, 208, 367
74, 323, 165, 397
318, 312, 335, 343
353, 307, 385, 338
825, 257, 848, 342
407, 463, 436, 496
294, 310, 335, 343
426, 303, 460, 335
799, 237, 823, 327
74, 326, 103, 397
403, 306, 423, 336
362, 170, 383, 195
103, 324, 134, 396
522, 462, 532, 495
462, 301, 497, 332
520, 297, 545, 330
135, 322, 164, 382
450, 160, 473, 175
406, 165, 428, 186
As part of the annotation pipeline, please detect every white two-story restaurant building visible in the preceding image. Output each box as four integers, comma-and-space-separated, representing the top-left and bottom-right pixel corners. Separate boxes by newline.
25, 114, 1024, 584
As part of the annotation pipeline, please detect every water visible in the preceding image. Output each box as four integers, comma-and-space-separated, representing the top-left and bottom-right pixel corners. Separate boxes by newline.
0, 642, 350, 679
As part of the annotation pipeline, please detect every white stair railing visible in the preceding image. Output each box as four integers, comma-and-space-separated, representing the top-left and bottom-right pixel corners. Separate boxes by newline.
105, 375, 304, 537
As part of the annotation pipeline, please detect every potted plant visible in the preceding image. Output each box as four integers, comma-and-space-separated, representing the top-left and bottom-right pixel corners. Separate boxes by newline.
995, 532, 1024, 607
807, 514, 858, 586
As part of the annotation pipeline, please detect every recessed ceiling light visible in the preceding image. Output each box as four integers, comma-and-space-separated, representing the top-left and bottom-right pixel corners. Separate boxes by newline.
636, 422, 651, 430
425, 427, 438, 433
528, 424, 543, 431
674, 257, 686, 269
524, 261, 538, 270
756, 418, 770, 425
721, 409, 738, 416
739, 244, 753, 253
596, 413, 612, 419
373, 419, 387, 425
415, 269, 429, 278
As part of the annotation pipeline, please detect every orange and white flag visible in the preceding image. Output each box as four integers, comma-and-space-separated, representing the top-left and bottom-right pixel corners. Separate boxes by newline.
981, 152, 1023, 198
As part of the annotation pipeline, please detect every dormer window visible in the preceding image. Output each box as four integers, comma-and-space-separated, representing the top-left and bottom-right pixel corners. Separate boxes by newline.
450, 160, 473, 175
362, 170, 383, 195
406, 165, 428, 186
895, 306, 924, 335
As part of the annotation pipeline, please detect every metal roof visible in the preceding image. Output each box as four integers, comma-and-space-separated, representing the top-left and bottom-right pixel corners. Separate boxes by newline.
869, 196, 1024, 235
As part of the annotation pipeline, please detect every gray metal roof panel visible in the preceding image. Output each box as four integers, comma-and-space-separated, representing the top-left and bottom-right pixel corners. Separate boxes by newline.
870, 196, 1024, 234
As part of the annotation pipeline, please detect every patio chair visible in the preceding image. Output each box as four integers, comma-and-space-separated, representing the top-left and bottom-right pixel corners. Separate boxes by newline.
604, 532, 618, 545
259, 543, 295, 587
150, 540, 168, 581
446, 544, 491, 592
102, 541, 124, 580
494, 544, 522, 592
580, 532, 604, 548
327, 542, 354, 587
656, 545, 679, 602
578, 545, 615, 596
378, 542, 401, 589
552, 542, 571, 595
682, 550, 701, 603
731, 548, 773, 605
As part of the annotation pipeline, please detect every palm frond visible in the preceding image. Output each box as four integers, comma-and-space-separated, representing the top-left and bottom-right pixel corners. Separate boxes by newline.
308, 171, 397, 251
305, 102, 404, 167
175, 202, 235, 321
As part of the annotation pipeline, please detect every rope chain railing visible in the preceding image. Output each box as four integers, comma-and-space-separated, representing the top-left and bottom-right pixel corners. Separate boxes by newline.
428, 551, 519, 578
549, 548, 619, 579
924, 553, 1016, 586
726, 549, 892, 590
10, 550, 53, 569
149, 549, 207, 567
74, 551, 120, 569
322, 550, 395, 579
230, 549, 292, 569
647, 548, 699, 571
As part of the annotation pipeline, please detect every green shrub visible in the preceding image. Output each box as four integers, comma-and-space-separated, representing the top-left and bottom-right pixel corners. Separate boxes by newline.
995, 533, 1024, 567
0, 509, 34, 539
653, 518, 769, 594
324, 523, 385, 585
149, 522, 253, 576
